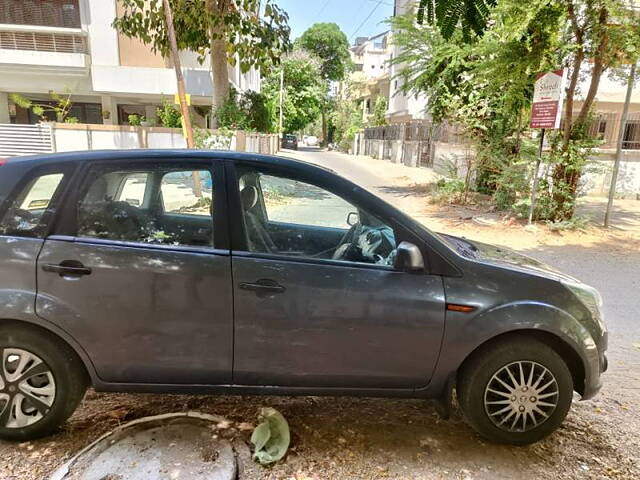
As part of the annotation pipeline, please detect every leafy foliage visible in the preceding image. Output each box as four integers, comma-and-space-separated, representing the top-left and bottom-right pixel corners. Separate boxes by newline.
329, 98, 363, 152
367, 96, 387, 128
156, 99, 182, 128
214, 88, 275, 132
127, 114, 146, 126
417, 0, 497, 41
11, 92, 78, 123
392, 0, 640, 221
113, 0, 290, 74
295, 22, 352, 81
262, 50, 326, 133
194, 127, 234, 149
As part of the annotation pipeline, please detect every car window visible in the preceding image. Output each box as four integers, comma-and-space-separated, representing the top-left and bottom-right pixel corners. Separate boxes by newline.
0, 173, 65, 238
239, 170, 397, 266
161, 170, 213, 216
116, 173, 150, 207
260, 174, 353, 229
77, 164, 214, 247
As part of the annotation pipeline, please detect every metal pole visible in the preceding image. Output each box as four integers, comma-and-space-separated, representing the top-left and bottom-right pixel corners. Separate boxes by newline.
528, 128, 545, 225
604, 62, 636, 228
278, 67, 284, 134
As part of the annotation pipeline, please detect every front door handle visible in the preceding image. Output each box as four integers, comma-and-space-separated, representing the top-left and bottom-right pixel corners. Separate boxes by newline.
239, 279, 285, 295
42, 260, 92, 277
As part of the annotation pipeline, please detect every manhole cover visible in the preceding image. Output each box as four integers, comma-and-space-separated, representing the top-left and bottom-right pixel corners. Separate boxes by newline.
51, 413, 236, 480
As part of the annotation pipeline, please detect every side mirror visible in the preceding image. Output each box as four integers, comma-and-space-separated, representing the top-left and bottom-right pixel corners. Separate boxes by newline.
394, 241, 425, 272
347, 211, 359, 226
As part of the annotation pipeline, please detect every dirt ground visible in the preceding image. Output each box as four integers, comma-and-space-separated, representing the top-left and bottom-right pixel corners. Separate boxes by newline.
1, 148, 639, 480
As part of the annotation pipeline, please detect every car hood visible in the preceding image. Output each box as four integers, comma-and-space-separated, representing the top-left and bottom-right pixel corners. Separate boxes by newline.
437, 234, 579, 283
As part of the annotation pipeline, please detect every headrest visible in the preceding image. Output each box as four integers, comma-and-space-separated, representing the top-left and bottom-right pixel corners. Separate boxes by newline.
84, 176, 108, 203
240, 185, 258, 211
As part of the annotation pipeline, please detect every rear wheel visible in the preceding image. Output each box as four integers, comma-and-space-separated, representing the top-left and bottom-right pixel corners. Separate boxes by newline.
457, 337, 573, 445
0, 325, 87, 441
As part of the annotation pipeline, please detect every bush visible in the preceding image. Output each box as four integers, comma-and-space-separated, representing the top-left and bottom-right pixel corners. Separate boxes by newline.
429, 178, 466, 204
156, 100, 182, 128
214, 88, 275, 132
127, 114, 145, 126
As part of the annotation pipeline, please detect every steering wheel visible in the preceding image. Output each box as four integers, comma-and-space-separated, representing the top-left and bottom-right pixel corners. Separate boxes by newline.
332, 221, 363, 261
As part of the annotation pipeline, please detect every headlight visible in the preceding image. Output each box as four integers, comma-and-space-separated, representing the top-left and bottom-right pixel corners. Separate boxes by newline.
562, 280, 606, 333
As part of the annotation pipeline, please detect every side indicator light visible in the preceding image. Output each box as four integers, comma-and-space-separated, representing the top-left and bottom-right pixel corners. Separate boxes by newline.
446, 304, 476, 313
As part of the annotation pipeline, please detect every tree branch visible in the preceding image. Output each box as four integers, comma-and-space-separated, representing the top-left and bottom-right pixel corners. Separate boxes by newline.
563, 0, 586, 149
575, 5, 609, 127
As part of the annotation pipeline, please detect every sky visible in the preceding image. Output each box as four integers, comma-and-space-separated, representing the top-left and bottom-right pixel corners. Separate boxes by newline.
276, 0, 394, 44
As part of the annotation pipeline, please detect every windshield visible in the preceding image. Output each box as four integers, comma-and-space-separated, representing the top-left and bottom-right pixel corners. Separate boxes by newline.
435, 233, 479, 259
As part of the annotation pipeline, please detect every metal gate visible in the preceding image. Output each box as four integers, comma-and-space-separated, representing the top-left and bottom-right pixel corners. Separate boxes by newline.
0, 123, 53, 157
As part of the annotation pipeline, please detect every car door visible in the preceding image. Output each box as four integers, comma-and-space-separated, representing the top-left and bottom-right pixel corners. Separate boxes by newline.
228, 161, 446, 389
35, 158, 233, 385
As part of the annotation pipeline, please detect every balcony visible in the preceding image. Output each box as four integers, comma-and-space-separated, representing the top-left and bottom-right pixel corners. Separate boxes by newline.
0, 24, 89, 71
0, 27, 86, 54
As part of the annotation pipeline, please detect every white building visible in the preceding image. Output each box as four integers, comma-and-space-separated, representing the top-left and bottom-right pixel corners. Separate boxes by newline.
0, 0, 260, 126
351, 31, 391, 80
386, 0, 429, 124
348, 31, 391, 120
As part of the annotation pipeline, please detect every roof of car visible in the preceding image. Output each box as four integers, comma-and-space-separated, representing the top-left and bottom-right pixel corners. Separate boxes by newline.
5, 149, 337, 174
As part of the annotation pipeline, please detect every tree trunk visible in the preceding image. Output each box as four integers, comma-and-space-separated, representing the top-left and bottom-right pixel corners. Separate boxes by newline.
574, 6, 608, 128
321, 111, 327, 147
551, 2, 608, 221
210, 36, 230, 127
206, 0, 231, 128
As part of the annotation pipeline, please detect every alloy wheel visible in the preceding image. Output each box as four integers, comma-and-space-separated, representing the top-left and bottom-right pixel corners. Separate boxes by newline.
484, 360, 559, 433
0, 348, 56, 428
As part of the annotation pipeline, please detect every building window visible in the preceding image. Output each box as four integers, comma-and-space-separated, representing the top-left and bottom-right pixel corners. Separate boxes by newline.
21, 100, 102, 124
597, 120, 607, 139
623, 121, 640, 150
117, 105, 148, 125
0, 0, 81, 29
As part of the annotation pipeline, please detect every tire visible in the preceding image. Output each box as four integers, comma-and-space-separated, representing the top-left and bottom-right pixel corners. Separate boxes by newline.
457, 336, 573, 445
0, 324, 88, 441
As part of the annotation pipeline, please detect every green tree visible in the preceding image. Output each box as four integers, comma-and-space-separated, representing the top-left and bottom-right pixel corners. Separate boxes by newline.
156, 99, 183, 128
295, 23, 351, 81
416, 0, 496, 40
214, 88, 275, 132
113, 0, 290, 123
296, 23, 351, 144
368, 96, 388, 127
393, 0, 640, 220
263, 50, 325, 133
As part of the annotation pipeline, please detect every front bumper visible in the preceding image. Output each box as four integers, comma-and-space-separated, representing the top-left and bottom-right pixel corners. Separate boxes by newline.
581, 331, 608, 400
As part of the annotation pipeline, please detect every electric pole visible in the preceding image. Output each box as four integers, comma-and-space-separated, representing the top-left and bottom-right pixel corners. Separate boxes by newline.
604, 62, 636, 228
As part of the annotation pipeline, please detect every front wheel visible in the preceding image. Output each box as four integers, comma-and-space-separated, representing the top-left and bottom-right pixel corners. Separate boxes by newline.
0, 326, 88, 441
457, 337, 574, 445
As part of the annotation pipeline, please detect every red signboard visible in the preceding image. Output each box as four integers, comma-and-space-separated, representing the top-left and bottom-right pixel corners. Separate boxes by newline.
530, 70, 566, 129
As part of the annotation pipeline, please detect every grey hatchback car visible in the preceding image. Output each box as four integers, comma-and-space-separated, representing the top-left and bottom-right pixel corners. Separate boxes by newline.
0, 150, 607, 445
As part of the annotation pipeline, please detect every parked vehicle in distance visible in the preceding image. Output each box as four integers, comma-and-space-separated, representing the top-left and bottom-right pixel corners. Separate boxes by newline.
305, 135, 318, 147
281, 134, 298, 150
0, 150, 607, 444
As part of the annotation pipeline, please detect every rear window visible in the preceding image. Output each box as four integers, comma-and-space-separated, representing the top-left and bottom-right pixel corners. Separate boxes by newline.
0, 173, 65, 238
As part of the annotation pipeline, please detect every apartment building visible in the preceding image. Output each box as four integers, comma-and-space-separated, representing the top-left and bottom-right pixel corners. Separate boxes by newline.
386, 0, 429, 124
0, 0, 260, 126
348, 31, 391, 120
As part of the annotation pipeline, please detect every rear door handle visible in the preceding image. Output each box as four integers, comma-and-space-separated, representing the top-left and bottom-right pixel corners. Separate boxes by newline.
239, 279, 285, 294
42, 261, 92, 277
